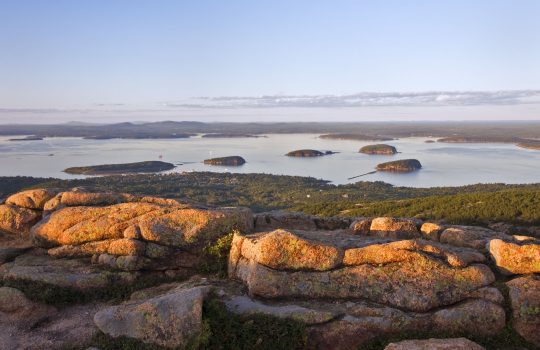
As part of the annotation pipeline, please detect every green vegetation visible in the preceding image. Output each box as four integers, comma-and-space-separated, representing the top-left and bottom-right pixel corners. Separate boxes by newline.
64, 161, 175, 175
359, 144, 397, 155
200, 232, 235, 277
2, 172, 540, 225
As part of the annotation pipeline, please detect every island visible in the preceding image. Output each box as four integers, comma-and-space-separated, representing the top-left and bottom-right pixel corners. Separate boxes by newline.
8, 136, 43, 141
376, 159, 422, 172
203, 156, 246, 166
319, 133, 393, 141
425, 140, 436, 143
64, 161, 175, 175
359, 144, 397, 155
285, 149, 336, 157
201, 133, 264, 138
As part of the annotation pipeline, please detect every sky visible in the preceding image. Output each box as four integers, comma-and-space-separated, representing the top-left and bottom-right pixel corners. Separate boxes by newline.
0, 0, 539, 123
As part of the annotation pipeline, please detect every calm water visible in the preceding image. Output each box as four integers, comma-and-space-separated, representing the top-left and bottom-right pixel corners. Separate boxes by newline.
1, 134, 539, 187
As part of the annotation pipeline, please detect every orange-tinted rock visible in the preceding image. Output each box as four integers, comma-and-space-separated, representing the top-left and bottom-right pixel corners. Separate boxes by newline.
107, 238, 146, 256
6, 189, 58, 210
488, 238, 540, 275
32, 203, 252, 248
231, 230, 495, 312
370, 217, 420, 238
239, 229, 343, 271
0, 205, 40, 235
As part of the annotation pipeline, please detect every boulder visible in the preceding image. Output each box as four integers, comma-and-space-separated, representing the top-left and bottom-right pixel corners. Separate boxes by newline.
0, 204, 41, 235
6, 189, 58, 210
488, 238, 540, 275
230, 230, 495, 312
384, 338, 485, 350
507, 275, 540, 346
440, 225, 511, 250
370, 217, 420, 238
94, 285, 209, 348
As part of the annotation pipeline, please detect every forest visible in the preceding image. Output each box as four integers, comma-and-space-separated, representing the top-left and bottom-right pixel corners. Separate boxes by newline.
2, 172, 540, 226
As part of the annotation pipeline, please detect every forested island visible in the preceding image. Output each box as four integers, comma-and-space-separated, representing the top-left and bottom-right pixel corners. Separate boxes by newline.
286, 149, 336, 157
359, 144, 397, 155
376, 159, 422, 172
203, 156, 246, 166
63, 161, 175, 175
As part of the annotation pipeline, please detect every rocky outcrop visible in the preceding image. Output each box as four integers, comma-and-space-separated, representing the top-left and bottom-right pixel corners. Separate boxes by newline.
507, 275, 540, 347
488, 237, 540, 275
384, 338, 485, 350
94, 285, 209, 348
229, 229, 494, 312
30, 197, 252, 272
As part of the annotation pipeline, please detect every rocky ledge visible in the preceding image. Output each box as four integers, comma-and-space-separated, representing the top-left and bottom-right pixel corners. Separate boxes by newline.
203, 156, 246, 166
0, 188, 539, 349
376, 159, 422, 172
359, 144, 397, 155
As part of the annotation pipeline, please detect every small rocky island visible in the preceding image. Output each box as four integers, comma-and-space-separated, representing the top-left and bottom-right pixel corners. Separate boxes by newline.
359, 144, 397, 155
286, 149, 335, 157
203, 156, 246, 166
376, 159, 422, 172
64, 161, 175, 175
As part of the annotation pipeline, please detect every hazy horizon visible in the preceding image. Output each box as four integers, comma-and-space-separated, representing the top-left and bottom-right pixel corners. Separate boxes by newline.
1, 1, 539, 123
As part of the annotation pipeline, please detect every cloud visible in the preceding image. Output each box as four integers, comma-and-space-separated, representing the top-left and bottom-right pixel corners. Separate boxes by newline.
165, 90, 540, 109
